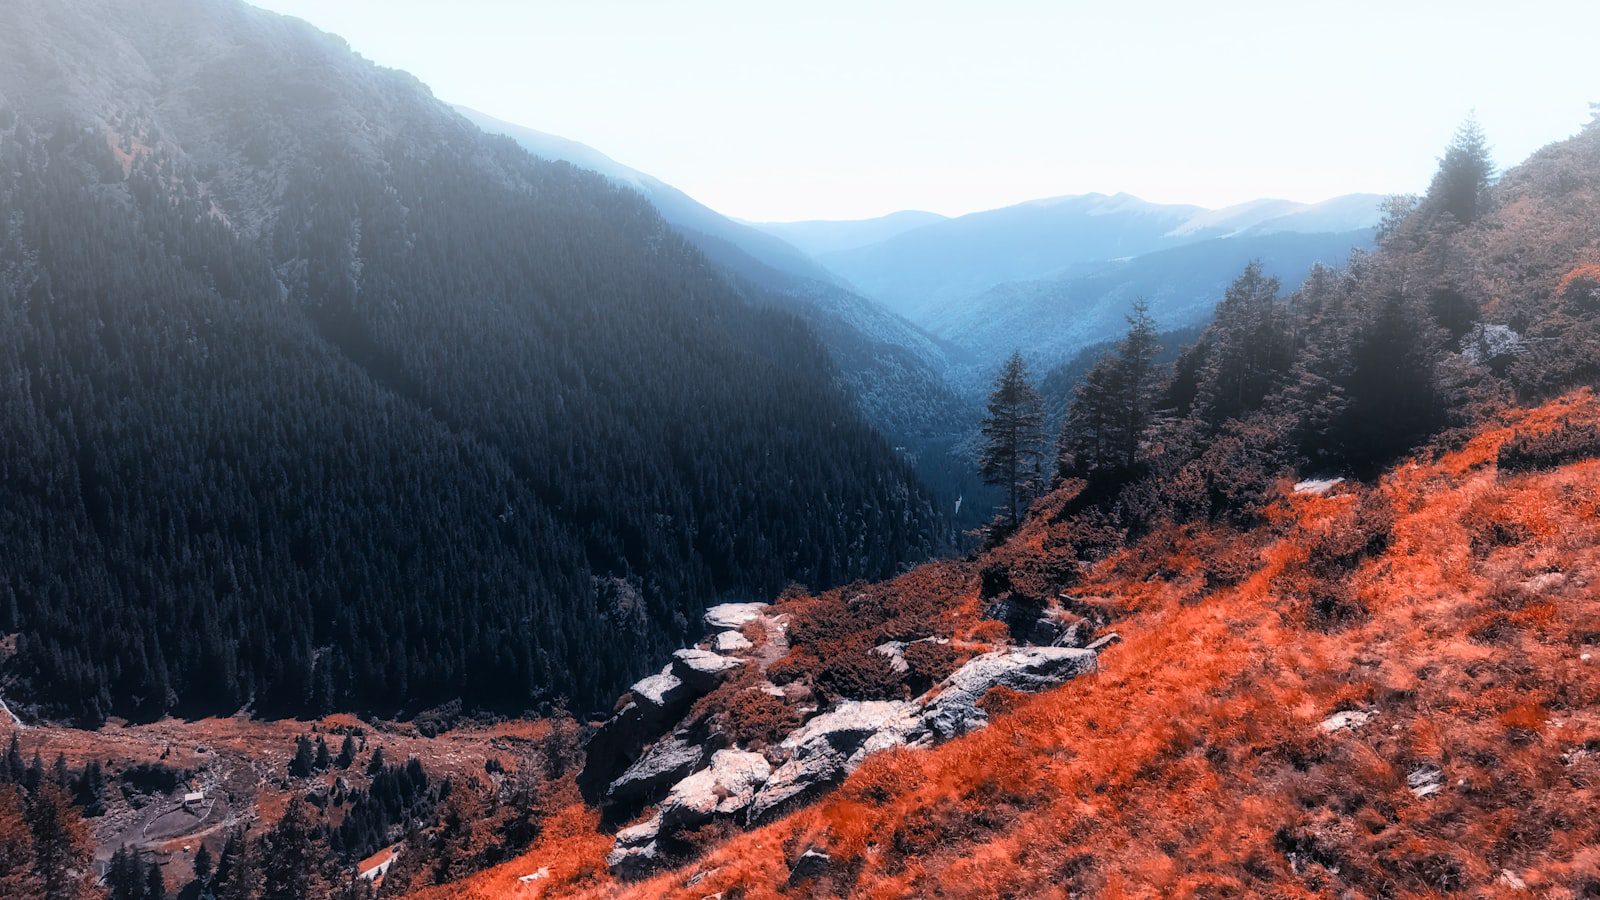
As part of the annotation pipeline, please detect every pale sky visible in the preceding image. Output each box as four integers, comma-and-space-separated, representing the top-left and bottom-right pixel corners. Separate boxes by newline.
250, 0, 1599, 222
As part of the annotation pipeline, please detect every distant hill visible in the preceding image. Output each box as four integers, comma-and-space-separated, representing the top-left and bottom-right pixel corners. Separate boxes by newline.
456, 106, 991, 528
814, 192, 1385, 323
931, 229, 1376, 370
749, 210, 948, 257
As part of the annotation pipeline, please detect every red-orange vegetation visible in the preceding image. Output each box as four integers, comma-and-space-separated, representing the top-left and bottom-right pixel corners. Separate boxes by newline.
455, 392, 1600, 898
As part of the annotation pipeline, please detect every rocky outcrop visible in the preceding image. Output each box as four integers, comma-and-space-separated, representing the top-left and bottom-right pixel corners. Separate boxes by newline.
704, 602, 770, 630
671, 648, 743, 692
605, 734, 707, 807
606, 813, 664, 879
659, 750, 771, 830
593, 596, 1110, 876
917, 647, 1097, 741
748, 701, 920, 822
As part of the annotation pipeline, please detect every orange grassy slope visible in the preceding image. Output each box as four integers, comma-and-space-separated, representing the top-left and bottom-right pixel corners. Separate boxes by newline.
443, 391, 1600, 899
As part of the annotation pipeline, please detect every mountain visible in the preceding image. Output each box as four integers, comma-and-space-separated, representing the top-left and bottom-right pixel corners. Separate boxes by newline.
454, 106, 990, 527
749, 210, 948, 257
453, 105, 841, 288
815, 191, 1385, 323
440, 110, 1600, 900
0, 0, 945, 724
932, 229, 1375, 370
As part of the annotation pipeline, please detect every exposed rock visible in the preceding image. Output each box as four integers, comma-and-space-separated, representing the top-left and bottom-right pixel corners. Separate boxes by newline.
517, 867, 549, 883
1520, 571, 1566, 594
918, 647, 1097, 741
1462, 322, 1523, 366
1293, 477, 1345, 495
713, 630, 753, 653
632, 666, 692, 710
1499, 869, 1529, 890
788, 848, 831, 885
606, 813, 663, 879
749, 701, 920, 822
659, 750, 771, 830
1319, 709, 1376, 734
1084, 632, 1121, 653
671, 648, 744, 692
1407, 765, 1444, 798
607, 734, 707, 806
704, 602, 769, 630
872, 641, 911, 674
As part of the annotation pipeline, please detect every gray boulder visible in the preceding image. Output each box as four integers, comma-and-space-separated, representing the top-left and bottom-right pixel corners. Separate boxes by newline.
659, 749, 771, 830
631, 665, 691, 710
917, 646, 1096, 741
606, 734, 707, 806
606, 813, 663, 879
748, 701, 920, 822
713, 630, 754, 653
788, 848, 831, 885
671, 648, 744, 692
704, 602, 770, 630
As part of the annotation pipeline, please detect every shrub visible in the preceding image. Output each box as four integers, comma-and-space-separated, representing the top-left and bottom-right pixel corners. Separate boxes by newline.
902, 641, 966, 693
812, 640, 904, 702
1496, 420, 1600, 472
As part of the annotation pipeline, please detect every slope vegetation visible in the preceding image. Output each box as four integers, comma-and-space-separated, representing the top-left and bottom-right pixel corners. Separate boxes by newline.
448, 392, 1600, 899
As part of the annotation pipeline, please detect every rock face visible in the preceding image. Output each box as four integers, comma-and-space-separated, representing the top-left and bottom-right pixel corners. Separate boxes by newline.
606, 734, 707, 807
659, 750, 771, 830
749, 701, 921, 822
918, 647, 1097, 741
704, 602, 770, 630
606, 813, 664, 880
671, 648, 744, 692
594, 593, 1112, 877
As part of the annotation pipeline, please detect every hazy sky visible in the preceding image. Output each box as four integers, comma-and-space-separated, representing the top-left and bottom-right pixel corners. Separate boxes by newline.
251, 0, 1598, 222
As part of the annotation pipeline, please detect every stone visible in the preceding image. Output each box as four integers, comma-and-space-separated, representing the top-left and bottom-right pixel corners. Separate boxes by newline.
1319, 709, 1376, 733
1293, 477, 1345, 495
517, 867, 549, 883
1407, 765, 1443, 798
788, 848, 831, 885
659, 749, 771, 829
918, 647, 1097, 741
671, 648, 744, 692
606, 734, 707, 806
749, 701, 921, 822
704, 602, 769, 630
872, 641, 911, 674
713, 630, 753, 653
631, 666, 691, 709
1084, 632, 1121, 653
606, 813, 663, 879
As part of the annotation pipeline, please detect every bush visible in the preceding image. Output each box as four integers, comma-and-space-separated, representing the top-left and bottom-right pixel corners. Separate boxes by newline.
812, 640, 903, 702
902, 641, 966, 693
1497, 421, 1600, 472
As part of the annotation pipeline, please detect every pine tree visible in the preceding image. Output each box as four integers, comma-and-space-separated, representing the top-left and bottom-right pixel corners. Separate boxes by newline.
71, 761, 104, 817
25, 781, 92, 900
143, 858, 165, 900
289, 736, 316, 779
1425, 115, 1495, 226
260, 798, 321, 900
366, 747, 386, 778
336, 735, 357, 770
0, 789, 38, 898
1193, 261, 1291, 426
193, 842, 214, 883
314, 737, 331, 773
1060, 301, 1161, 477
979, 352, 1046, 528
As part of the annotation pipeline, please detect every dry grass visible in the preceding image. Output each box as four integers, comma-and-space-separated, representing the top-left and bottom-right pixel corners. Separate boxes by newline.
456, 391, 1600, 898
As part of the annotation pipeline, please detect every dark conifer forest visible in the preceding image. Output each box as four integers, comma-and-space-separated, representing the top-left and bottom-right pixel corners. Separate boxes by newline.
0, 0, 943, 725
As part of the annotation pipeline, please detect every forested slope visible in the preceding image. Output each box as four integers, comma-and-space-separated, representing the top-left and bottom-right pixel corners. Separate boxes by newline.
0, 0, 943, 725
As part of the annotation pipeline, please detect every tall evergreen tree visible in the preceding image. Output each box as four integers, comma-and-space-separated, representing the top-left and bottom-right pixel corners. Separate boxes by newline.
1425, 115, 1495, 226
24, 782, 91, 900
1060, 301, 1162, 477
979, 353, 1046, 527
1193, 261, 1292, 426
